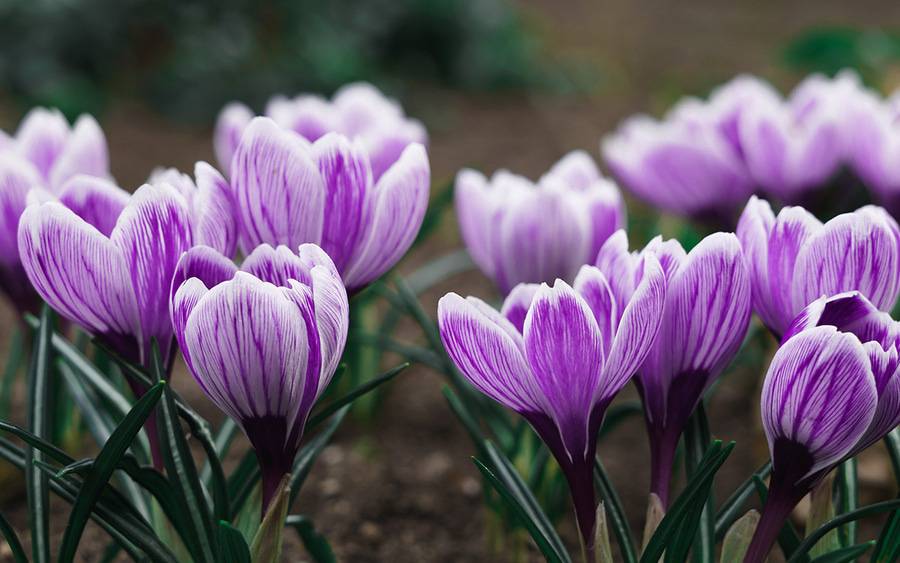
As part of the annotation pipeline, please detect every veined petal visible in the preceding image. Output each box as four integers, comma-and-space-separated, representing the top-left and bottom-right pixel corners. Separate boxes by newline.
501, 283, 540, 333
642, 235, 687, 280
18, 202, 140, 341
0, 156, 41, 270
737, 196, 780, 332
595, 230, 639, 314
455, 169, 498, 278
761, 326, 876, 479
170, 277, 211, 365
193, 161, 237, 257
524, 281, 604, 459
231, 117, 326, 253
793, 206, 900, 316
57, 175, 129, 237
242, 243, 311, 287
170, 245, 238, 303
342, 143, 429, 289
573, 265, 618, 355
312, 133, 373, 271
48, 115, 109, 189
855, 342, 900, 452
214, 102, 253, 175
438, 293, 542, 413
111, 183, 192, 359
766, 205, 820, 334
581, 179, 626, 262
544, 150, 601, 190
16, 108, 69, 181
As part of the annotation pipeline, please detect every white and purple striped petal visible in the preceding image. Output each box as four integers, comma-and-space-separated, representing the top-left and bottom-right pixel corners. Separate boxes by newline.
213, 102, 253, 175
57, 175, 130, 237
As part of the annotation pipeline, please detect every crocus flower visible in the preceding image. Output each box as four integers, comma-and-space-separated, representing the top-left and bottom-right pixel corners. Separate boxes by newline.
846, 86, 900, 216
597, 230, 751, 505
737, 196, 900, 339
148, 162, 238, 257
215, 82, 426, 181
438, 257, 666, 555
455, 151, 626, 295
738, 72, 862, 204
0, 155, 43, 311
230, 117, 430, 292
171, 243, 348, 510
9, 107, 109, 189
601, 75, 774, 221
745, 292, 900, 563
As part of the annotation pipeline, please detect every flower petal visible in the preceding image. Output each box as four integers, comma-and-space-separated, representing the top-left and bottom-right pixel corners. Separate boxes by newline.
573, 265, 618, 355
500, 283, 540, 334
214, 102, 253, 175
855, 342, 900, 452
544, 150, 601, 190
0, 156, 41, 271
16, 108, 69, 181
438, 293, 542, 414
454, 169, 498, 279
342, 143, 429, 289
231, 117, 326, 254
241, 244, 311, 287
48, 115, 109, 189
737, 196, 779, 332
595, 230, 639, 314
524, 281, 604, 458
761, 325, 876, 479
765, 205, 820, 335
57, 175, 130, 237
192, 161, 237, 257
170, 245, 238, 301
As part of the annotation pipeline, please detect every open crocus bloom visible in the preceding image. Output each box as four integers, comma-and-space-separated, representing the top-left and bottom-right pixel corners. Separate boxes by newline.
601, 75, 774, 221
148, 162, 237, 258
737, 196, 900, 339
846, 86, 900, 216
171, 243, 348, 510
746, 291, 900, 563
8, 107, 109, 189
455, 151, 625, 295
597, 230, 751, 505
737, 73, 861, 204
215, 82, 426, 181
438, 258, 666, 553
230, 117, 430, 292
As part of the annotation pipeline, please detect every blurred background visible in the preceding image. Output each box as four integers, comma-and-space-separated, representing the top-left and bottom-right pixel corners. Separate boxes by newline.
3, 0, 900, 560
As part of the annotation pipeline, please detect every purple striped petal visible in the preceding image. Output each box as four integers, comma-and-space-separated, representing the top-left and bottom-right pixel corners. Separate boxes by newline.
18, 201, 141, 343
192, 162, 237, 257
342, 143, 429, 290
761, 326, 877, 479
455, 169, 500, 279
57, 175, 129, 237
48, 115, 109, 189
231, 118, 326, 255
438, 292, 543, 414
214, 102, 253, 175
581, 179, 626, 262
312, 133, 373, 271
0, 156, 41, 270
241, 244, 311, 287
544, 150, 601, 190
364, 121, 428, 181
856, 342, 900, 452
793, 206, 900, 316
171, 277, 211, 361
643, 235, 687, 280
737, 196, 780, 332
500, 283, 539, 334
523, 281, 604, 458
111, 183, 192, 360
170, 245, 238, 302
766, 205, 821, 335
573, 265, 618, 355
594, 230, 639, 314
15, 108, 69, 181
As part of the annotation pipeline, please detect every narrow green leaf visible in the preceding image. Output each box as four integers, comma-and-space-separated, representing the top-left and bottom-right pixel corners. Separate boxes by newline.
151, 343, 216, 563
286, 515, 337, 563
216, 521, 251, 563
640, 441, 735, 563
871, 501, 900, 562
683, 404, 714, 563
806, 472, 839, 557
884, 429, 900, 487
0, 327, 25, 419
228, 451, 261, 519
201, 417, 238, 485
483, 440, 570, 562
715, 461, 772, 540
808, 541, 875, 563
99, 541, 121, 563
57, 381, 165, 563
836, 459, 858, 547
594, 458, 637, 563
289, 406, 349, 507
306, 363, 407, 430
720, 510, 759, 563
473, 457, 570, 563
0, 510, 28, 563
788, 499, 900, 562
250, 475, 290, 563
595, 502, 615, 563
25, 305, 54, 563
404, 248, 475, 294
442, 386, 488, 456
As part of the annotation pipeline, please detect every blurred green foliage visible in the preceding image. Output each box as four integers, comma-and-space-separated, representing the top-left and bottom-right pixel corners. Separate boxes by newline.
0, 0, 544, 121
784, 27, 900, 87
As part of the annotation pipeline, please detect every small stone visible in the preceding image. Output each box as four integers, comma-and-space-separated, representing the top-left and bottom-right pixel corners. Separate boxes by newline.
360, 521, 382, 541
421, 452, 452, 480
461, 477, 480, 497
320, 445, 345, 466
320, 477, 341, 497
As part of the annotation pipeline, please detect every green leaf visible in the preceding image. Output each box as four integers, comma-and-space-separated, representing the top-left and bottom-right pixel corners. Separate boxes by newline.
682, 404, 714, 563
473, 457, 570, 563
25, 305, 54, 563
286, 515, 336, 563
594, 458, 637, 563
809, 541, 875, 563
806, 472, 839, 557
0, 328, 25, 419
228, 451, 261, 519
289, 406, 350, 507
720, 510, 759, 563
482, 440, 570, 562
250, 475, 290, 563
57, 380, 165, 563
715, 461, 772, 540
201, 418, 238, 485
404, 249, 475, 294
442, 386, 488, 456
640, 440, 735, 563
150, 342, 216, 563
884, 429, 900, 487
216, 521, 251, 563
836, 459, 858, 547
306, 362, 407, 430
788, 499, 900, 562
872, 500, 900, 562
0, 510, 28, 563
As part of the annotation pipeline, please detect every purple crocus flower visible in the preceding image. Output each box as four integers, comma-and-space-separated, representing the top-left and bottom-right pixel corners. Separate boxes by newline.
215, 82, 426, 181
846, 86, 900, 216
745, 291, 900, 563
597, 230, 752, 505
601, 75, 774, 221
437, 257, 666, 555
9, 108, 109, 189
0, 155, 43, 312
455, 151, 626, 295
230, 117, 430, 292
148, 162, 238, 258
737, 196, 900, 339
171, 243, 348, 510
738, 72, 862, 204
